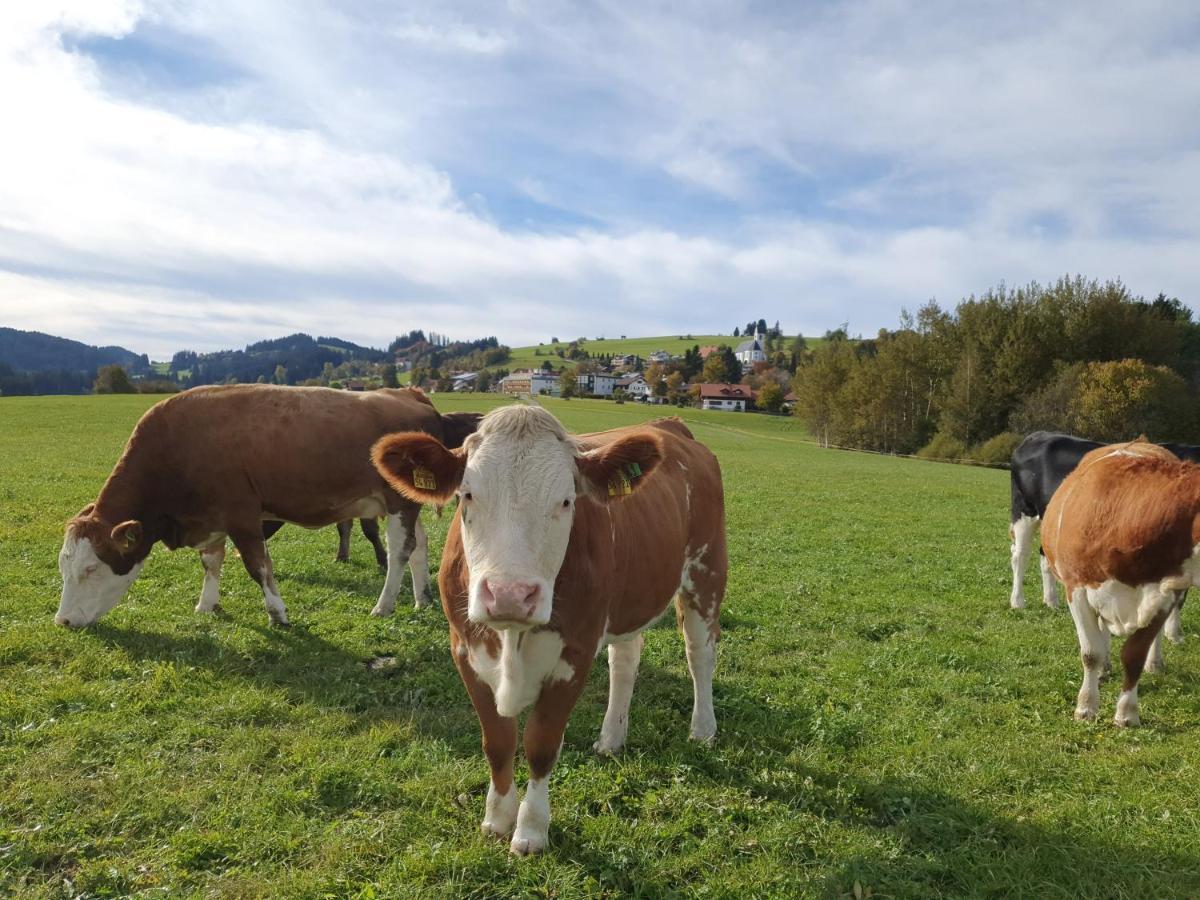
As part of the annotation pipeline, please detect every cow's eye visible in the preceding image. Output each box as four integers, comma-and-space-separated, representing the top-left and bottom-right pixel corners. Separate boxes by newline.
83, 564, 98, 577
462, 491, 473, 502
562, 499, 571, 509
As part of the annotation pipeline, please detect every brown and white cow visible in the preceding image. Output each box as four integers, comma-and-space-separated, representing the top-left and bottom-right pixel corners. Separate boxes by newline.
1042, 439, 1199, 726
372, 405, 727, 854
55, 385, 479, 628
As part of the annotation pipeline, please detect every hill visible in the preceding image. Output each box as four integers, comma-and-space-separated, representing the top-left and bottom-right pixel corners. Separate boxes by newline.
503, 333, 818, 373
0, 327, 150, 374
169, 333, 388, 387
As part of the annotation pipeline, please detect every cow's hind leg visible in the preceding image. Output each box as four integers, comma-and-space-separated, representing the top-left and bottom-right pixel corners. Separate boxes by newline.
335, 521, 352, 562
231, 529, 288, 626
1009, 515, 1036, 609
1116, 609, 1170, 727
371, 505, 420, 617
361, 517, 388, 569
593, 634, 644, 755
1039, 551, 1060, 608
1068, 587, 1104, 720
1165, 591, 1186, 645
408, 517, 432, 609
196, 539, 226, 613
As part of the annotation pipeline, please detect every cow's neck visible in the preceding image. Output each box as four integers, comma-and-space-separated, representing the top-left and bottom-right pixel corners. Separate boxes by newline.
93, 435, 162, 528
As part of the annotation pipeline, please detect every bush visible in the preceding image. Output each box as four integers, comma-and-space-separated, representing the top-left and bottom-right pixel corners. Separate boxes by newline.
917, 433, 968, 462
136, 379, 181, 394
969, 432, 1022, 466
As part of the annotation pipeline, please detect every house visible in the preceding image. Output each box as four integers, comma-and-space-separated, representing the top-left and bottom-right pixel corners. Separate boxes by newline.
734, 331, 767, 365
576, 372, 618, 397
616, 374, 650, 399
501, 370, 560, 396
611, 354, 642, 372
698, 345, 720, 360
698, 383, 753, 412
648, 349, 672, 364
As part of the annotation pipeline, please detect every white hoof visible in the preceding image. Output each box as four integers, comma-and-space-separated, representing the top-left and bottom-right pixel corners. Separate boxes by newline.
1074, 707, 1097, 721
369, 602, 395, 618
510, 829, 547, 856
1010, 595, 1026, 610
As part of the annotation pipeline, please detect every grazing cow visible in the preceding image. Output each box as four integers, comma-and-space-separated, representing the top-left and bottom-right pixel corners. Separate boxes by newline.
372, 405, 727, 855
55, 385, 480, 628
1041, 440, 1197, 726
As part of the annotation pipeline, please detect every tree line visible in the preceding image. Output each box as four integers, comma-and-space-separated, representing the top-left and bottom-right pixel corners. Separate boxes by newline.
791, 277, 1200, 463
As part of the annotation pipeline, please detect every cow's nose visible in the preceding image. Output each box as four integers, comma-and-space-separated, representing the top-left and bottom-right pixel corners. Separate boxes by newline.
482, 578, 541, 621
55, 614, 70, 628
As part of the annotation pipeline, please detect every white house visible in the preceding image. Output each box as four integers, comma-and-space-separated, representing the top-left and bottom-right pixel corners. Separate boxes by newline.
576, 372, 618, 396
648, 349, 672, 363
734, 331, 767, 365
451, 372, 478, 392
699, 383, 753, 411
616, 374, 650, 399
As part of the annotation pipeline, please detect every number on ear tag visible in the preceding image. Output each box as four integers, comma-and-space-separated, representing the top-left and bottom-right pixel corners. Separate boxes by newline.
607, 472, 633, 497
412, 466, 437, 490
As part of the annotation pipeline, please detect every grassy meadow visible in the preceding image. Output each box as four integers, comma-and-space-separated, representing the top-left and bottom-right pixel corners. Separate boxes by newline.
3, 393, 1200, 897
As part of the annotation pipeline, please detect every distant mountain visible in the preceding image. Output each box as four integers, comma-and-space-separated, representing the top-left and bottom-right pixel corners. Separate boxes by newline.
171, 332, 388, 386
0, 327, 150, 374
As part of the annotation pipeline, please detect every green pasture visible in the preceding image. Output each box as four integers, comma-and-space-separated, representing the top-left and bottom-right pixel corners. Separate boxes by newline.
2, 393, 1199, 897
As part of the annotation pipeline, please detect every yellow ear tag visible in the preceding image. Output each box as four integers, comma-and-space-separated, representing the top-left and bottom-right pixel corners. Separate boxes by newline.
412, 466, 437, 491
607, 472, 633, 497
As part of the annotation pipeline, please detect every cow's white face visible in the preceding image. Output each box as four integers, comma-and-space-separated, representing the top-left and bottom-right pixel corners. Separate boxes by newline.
371, 405, 664, 631
56, 528, 145, 628
458, 426, 580, 628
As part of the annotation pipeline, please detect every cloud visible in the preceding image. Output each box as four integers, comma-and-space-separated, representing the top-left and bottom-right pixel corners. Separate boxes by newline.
0, 1, 1198, 359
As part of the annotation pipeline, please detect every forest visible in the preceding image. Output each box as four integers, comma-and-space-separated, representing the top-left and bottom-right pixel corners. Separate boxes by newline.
791, 277, 1200, 463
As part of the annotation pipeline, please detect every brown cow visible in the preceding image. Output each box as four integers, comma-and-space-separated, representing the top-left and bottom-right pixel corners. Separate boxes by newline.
55, 385, 480, 628
1042, 439, 1199, 726
373, 404, 727, 854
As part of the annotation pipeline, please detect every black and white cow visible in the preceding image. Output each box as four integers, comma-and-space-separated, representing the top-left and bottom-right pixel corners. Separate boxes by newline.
1009, 431, 1199, 665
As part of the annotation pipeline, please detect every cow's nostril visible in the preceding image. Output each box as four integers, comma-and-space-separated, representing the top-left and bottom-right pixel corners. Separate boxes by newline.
56, 616, 70, 627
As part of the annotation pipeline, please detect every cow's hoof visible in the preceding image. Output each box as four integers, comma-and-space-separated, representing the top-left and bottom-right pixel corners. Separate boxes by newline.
1167, 632, 1185, 646
510, 831, 547, 856
1042, 596, 1060, 610
481, 821, 513, 840
369, 604, 394, 618
592, 738, 623, 756
335, 557, 350, 564
1145, 660, 1165, 675
1114, 712, 1141, 728
1010, 596, 1026, 610
1074, 707, 1097, 721
195, 602, 222, 615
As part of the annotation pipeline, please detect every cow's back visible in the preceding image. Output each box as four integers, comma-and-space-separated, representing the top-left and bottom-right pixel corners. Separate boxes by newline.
1043, 442, 1200, 589
128, 385, 444, 524
1010, 431, 1103, 521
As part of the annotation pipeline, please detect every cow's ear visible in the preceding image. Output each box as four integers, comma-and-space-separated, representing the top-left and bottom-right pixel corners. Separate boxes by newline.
77, 503, 96, 518
110, 520, 143, 553
372, 432, 465, 505
576, 432, 664, 502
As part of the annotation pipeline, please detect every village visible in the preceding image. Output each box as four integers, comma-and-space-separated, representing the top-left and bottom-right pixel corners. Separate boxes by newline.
432, 327, 799, 413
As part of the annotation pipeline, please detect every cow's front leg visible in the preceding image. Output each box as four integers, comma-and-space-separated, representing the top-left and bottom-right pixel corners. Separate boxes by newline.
231, 529, 288, 626
196, 539, 225, 613
513, 669, 588, 856
451, 636, 519, 838
1116, 610, 1170, 727
371, 506, 419, 617
1068, 587, 1104, 720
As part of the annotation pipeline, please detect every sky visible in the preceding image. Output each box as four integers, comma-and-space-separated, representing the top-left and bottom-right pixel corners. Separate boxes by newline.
1, 1, 1198, 359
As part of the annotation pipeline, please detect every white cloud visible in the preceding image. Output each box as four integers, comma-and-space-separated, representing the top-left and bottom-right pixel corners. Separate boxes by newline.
0, 1, 1198, 359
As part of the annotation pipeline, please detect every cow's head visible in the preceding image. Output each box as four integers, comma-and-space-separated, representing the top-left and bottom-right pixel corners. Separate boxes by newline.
55, 505, 148, 627
373, 405, 662, 630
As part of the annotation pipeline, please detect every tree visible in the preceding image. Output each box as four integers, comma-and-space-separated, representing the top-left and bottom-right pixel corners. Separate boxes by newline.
666, 371, 685, 403
757, 318, 768, 337
273, 364, 288, 385
702, 352, 730, 384
733, 326, 740, 337
381, 363, 399, 388
475, 371, 492, 393
757, 380, 784, 413
93, 365, 135, 394
559, 369, 578, 398
1072, 359, 1196, 442
791, 339, 856, 447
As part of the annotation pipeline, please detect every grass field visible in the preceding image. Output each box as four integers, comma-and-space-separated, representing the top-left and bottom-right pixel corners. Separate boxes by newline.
3, 394, 1200, 897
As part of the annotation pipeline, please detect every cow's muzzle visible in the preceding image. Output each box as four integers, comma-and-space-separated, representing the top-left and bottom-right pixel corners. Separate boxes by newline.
478, 577, 546, 627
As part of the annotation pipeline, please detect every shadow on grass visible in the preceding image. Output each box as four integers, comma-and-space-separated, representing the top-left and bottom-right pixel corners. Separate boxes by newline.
83, 621, 1200, 896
